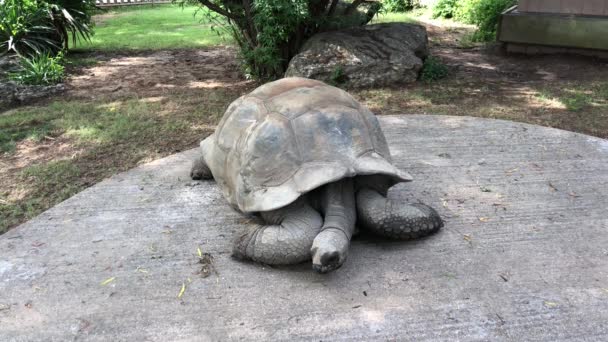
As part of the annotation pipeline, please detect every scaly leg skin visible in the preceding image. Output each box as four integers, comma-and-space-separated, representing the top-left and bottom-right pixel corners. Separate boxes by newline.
356, 188, 443, 239
232, 197, 323, 265
190, 155, 213, 180
190, 135, 214, 180
311, 179, 357, 274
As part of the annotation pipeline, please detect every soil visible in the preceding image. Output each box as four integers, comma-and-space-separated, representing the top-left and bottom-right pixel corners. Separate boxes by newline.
66, 46, 252, 101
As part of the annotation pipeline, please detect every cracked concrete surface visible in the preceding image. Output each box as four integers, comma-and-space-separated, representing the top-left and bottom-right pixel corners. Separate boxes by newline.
1, 115, 607, 341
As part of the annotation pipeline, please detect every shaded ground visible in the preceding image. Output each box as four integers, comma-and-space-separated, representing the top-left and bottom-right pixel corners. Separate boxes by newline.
1, 16, 607, 233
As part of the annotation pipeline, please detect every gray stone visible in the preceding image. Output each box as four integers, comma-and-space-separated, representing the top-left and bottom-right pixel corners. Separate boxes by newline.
1, 115, 608, 341
285, 23, 429, 88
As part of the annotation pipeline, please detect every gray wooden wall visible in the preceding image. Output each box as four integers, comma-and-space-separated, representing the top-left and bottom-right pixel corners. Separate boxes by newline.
518, 0, 608, 15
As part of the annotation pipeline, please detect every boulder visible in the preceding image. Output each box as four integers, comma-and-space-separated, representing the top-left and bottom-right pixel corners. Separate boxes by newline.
285, 23, 428, 88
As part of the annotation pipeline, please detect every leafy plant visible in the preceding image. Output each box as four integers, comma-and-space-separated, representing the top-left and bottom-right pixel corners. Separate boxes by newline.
0, 0, 94, 56
9, 51, 65, 85
45, 0, 95, 50
181, 0, 381, 80
329, 65, 346, 86
466, 0, 515, 41
431, 0, 457, 18
0, 0, 58, 55
432, 0, 515, 41
420, 56, 448, 82
382, 0, 420, 13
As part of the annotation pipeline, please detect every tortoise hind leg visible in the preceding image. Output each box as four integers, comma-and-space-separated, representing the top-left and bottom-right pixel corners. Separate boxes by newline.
232, 198, 323, 265
191, 135, 214, 180
356, 188, 443, 239
190, 155, 213, 180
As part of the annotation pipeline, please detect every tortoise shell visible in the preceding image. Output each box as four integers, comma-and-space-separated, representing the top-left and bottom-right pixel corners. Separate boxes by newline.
201, 77, 411, 213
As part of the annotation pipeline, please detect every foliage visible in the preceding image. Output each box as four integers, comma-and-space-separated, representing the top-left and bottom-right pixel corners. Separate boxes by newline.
0, 0, 57, 55
420, 56, 448, 82
382, 0, 420, 13
432, 0, 474, 22
0, 0, 94, 56
466, 0, 515, 41
9, 51, 65, 85
45, 0, 96, 50
329, 64, 346, 86
182, 0, 382, 80
432, 0, 515, 41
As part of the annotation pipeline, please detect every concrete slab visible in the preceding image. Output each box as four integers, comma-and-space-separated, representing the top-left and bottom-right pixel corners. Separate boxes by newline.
1, 115, 608, 341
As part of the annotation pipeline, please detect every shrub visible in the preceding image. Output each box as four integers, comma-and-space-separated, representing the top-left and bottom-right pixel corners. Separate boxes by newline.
183, 0, 381, 80
0, 0, 57, 56
420, 56, 448, 82
432, 0, 515, 41
383, 0, 420, 13
467, 0, 515, 41
431, 0, 457, 18
9, 51, 65, 85
0, 0, 94, 56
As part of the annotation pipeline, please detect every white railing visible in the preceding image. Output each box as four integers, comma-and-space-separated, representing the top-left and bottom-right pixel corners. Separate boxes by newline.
95, 0, 173, 7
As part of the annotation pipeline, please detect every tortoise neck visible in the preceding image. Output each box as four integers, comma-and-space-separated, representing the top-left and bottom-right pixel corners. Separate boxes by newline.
318, 178, 357, 241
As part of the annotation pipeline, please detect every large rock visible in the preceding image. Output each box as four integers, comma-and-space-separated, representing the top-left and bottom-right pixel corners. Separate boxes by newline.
285, 23, 428, 88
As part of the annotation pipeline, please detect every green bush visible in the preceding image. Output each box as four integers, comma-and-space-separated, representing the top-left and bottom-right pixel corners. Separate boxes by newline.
420, 56, 448, 82
0, 0, 94, 56
9, 51, 65, 85
382, 0, 420, 13
431, 0, 458, 18
432, 0, 515, 41
467, 0, 516, 41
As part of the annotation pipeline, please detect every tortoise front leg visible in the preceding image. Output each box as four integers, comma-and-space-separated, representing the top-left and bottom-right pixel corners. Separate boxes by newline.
232, 197, 323, 265
311, 179, 356, 273
356, 188, 443, 239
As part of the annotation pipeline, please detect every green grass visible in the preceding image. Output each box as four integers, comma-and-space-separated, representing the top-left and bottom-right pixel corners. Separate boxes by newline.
74, 4, 231, 51
0, 87, 243, 234
370, 12, 419, 24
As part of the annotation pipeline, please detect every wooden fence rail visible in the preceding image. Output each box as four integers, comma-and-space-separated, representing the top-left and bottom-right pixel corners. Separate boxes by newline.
95, 0, 173, 7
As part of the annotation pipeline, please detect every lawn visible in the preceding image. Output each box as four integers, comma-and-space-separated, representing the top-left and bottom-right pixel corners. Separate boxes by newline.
2, 5, 608, 234
74, 4, 232, 50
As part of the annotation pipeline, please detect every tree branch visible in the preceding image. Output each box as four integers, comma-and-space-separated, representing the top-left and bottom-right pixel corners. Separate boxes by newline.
327, 0, 339, 17
198, 0, 239, 20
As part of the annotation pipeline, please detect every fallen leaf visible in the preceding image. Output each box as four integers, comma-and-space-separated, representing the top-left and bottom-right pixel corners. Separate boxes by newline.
479, 217, 490, 222
100, 277, 115, 286
463, 234, 472, 242
197, 247, 202, 258
178, 283, 186, 299
548, 182, 558, 192
544, 301, 558, 308
135, 267, 148, 273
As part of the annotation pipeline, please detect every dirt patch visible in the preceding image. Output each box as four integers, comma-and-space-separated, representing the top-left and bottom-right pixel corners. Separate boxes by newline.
67, 47, 251, 100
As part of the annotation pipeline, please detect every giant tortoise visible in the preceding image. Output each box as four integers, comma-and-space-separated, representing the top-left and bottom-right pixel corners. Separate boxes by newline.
191, 77, 443, 273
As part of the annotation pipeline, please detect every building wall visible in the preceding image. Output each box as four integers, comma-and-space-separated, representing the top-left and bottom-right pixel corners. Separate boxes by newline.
518, 0, 608, 15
